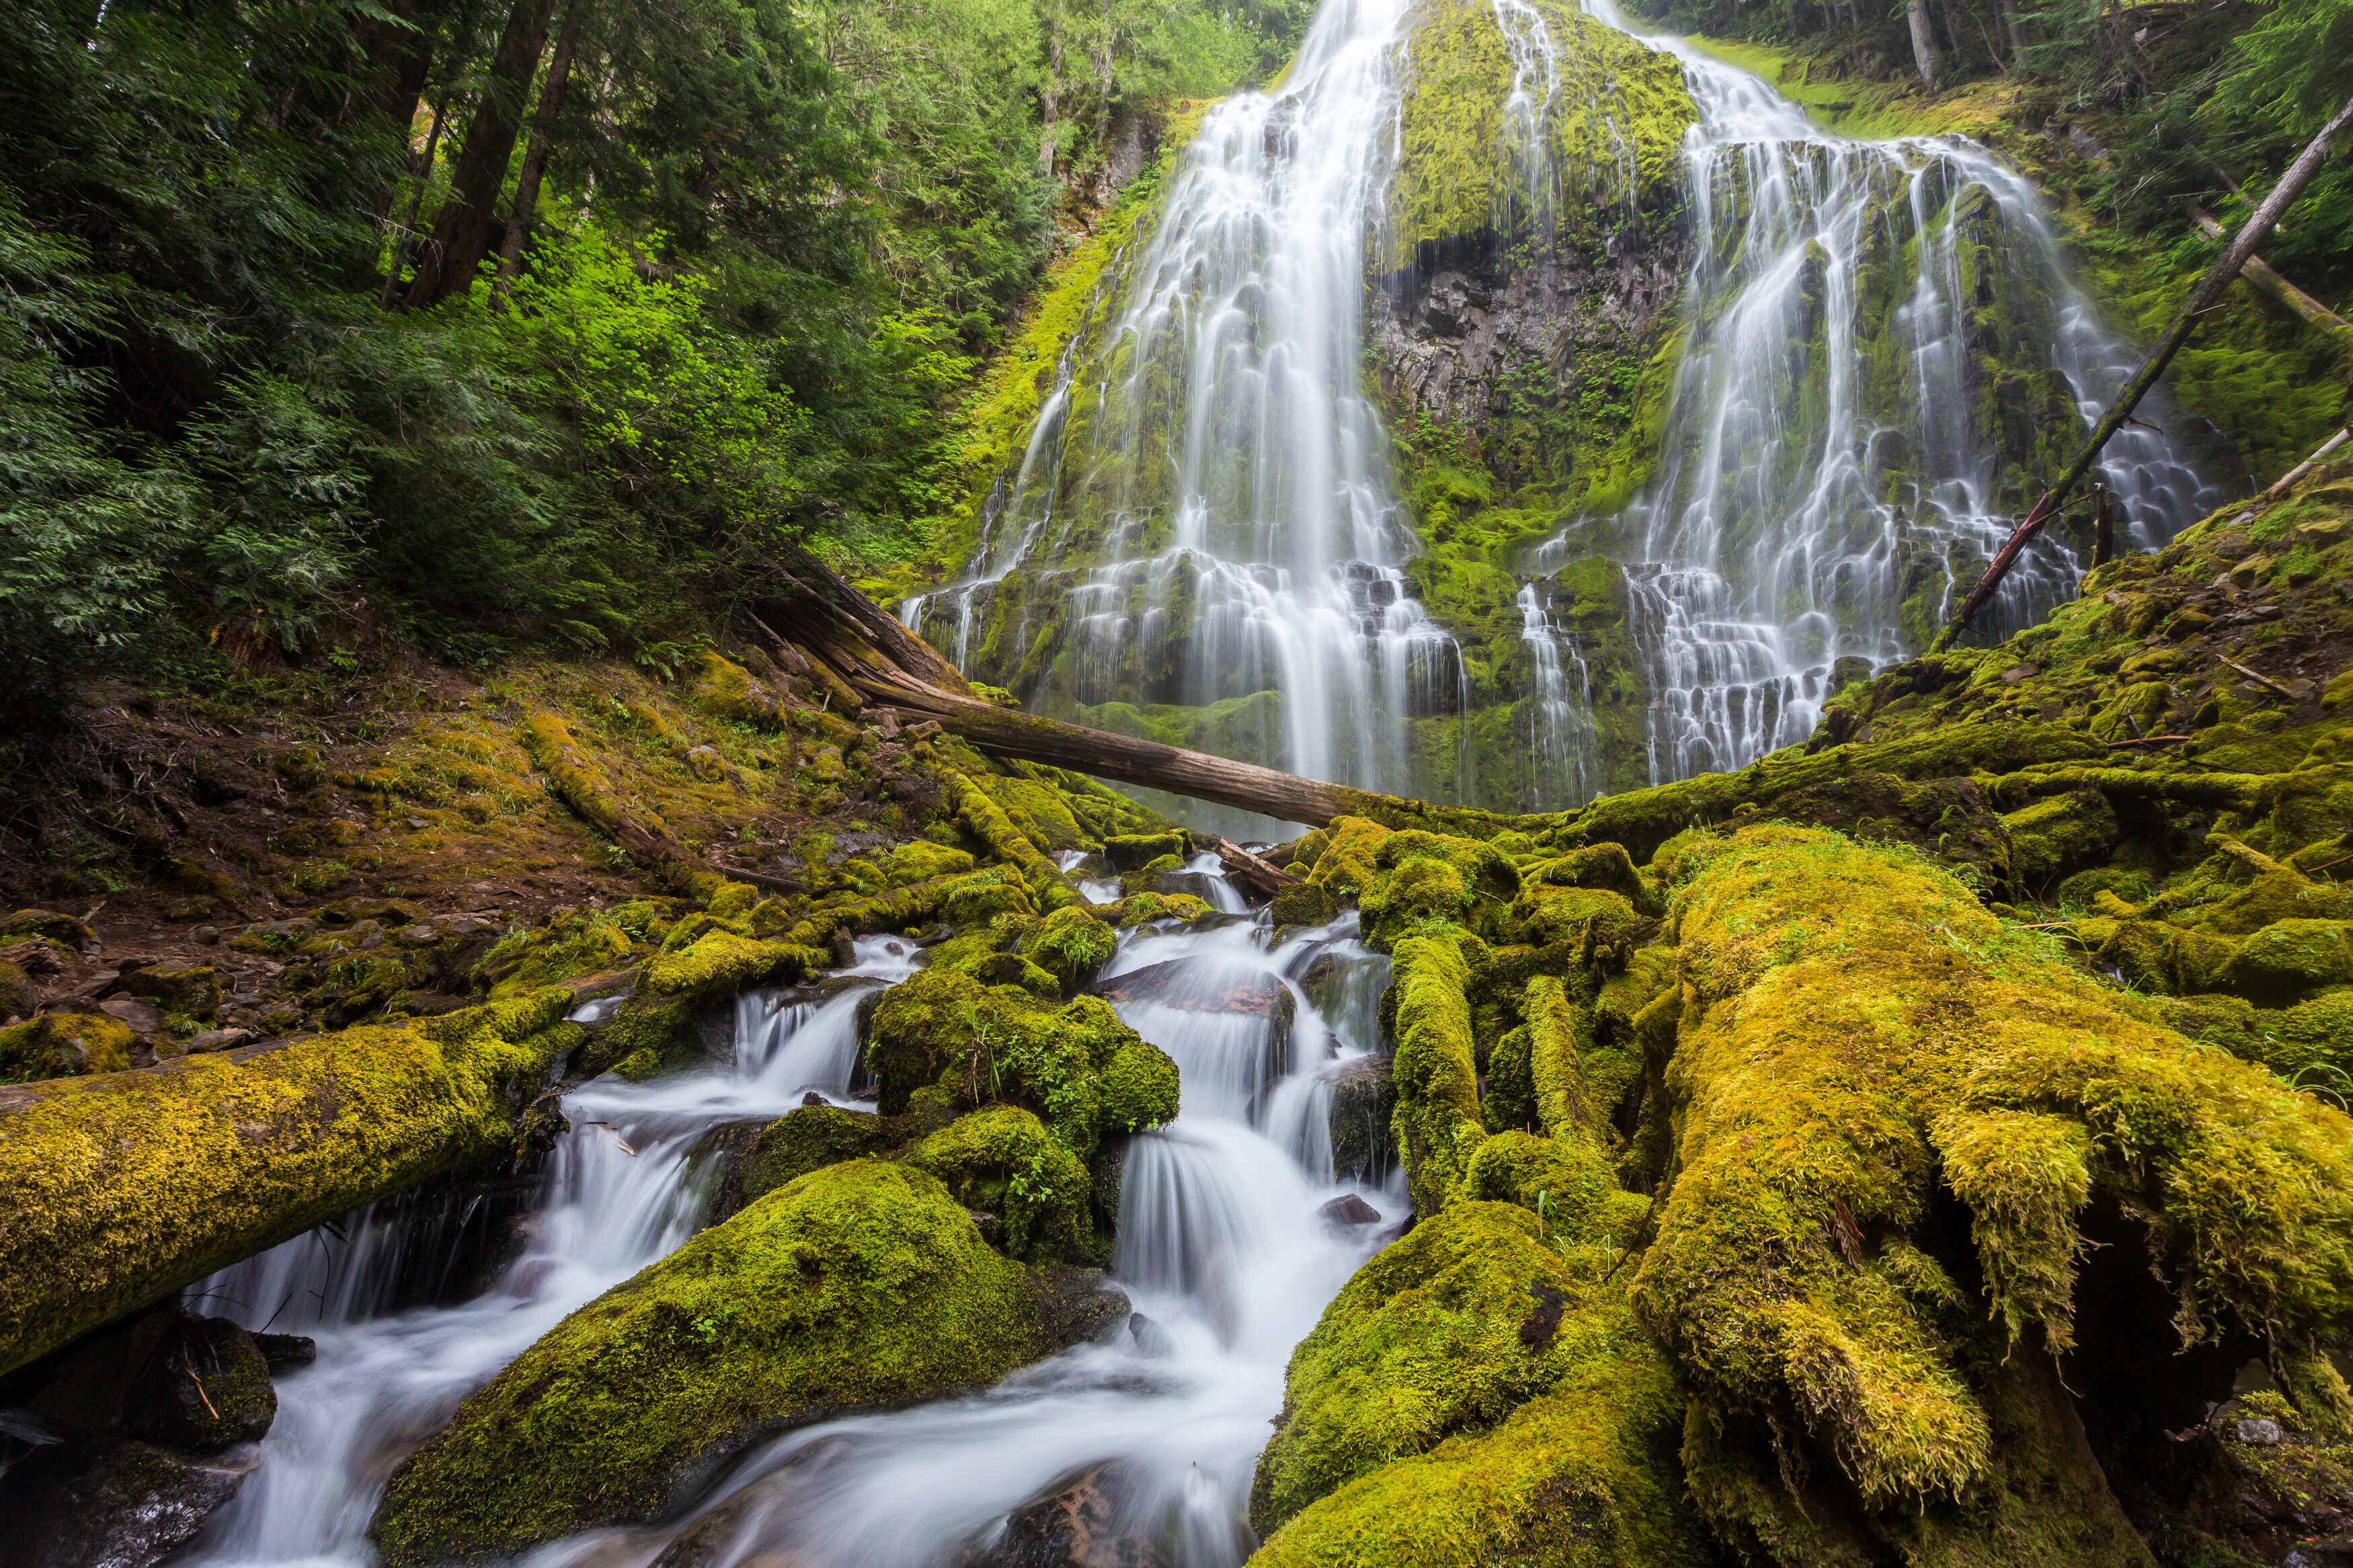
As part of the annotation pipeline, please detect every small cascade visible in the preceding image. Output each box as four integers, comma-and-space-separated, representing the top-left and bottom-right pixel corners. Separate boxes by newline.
1515, 579, 1601, 809
1548, 0, 2225, 779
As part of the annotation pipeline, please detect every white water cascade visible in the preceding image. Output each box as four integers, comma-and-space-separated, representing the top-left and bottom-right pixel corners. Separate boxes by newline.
176, 891, 1398, 1568
903, 0, 1472, 816
1515, 579, 1601, 809
1548, 0, 2226, 780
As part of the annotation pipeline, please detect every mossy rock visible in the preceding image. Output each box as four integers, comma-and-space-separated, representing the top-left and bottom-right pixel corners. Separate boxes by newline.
1102, 831, 1189, 871
1635, 825, 2353, 1525
738, 1104, 895, 1206
904, 1104, 1093, 1262
0, 1012, 136, 1083
0, 909, 95, 949
1019, 905, 1117, 995
369, 1161, 1085, 1563
2216, 919, 2353, 1006
641, 930, 822, 999
888, 839, 975, 884
2001, 790, 2122, 893
863, 971, 1177, 1155
1270, 880, 1337, 928
114, 966, 222, 1022
0, 960, 31, 1022
1251, 1200, 1705, 1564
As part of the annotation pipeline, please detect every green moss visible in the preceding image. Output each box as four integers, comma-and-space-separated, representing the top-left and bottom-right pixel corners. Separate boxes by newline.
904, 1104, 1092, 1261
887, 839, 975, 884
1250, 1200, 1708, 1565
863, 970, 1176, 1155
368, 1161, 1069, 1563
1388, 927, 1488, 1213
1635, 825, 2353, 1519
740, 1104, 893, 1204
0, 1012, 137, 1084
0, 988, 575, 1376
475, 909, 641, 997
1384, 0, 1696, 270
640, 930, 824, 999
2001, 790, 2122, 893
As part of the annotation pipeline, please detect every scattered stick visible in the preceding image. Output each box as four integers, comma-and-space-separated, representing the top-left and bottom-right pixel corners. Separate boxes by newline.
2219, 657, 2300, 700
1214, 837, 1301, 897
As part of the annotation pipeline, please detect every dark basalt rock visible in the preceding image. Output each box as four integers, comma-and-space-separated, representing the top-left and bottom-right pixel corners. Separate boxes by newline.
1326, 1055, 1396, 1186
965, 1464, 1170, 1568
0, 1439, 257, 1568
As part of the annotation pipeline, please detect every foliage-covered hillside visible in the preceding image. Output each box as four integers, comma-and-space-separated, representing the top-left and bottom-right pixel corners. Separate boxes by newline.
0, 0, 1311, 741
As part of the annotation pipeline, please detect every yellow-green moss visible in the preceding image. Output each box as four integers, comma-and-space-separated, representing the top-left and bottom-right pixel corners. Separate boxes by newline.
0, 1012, 137, 1085
0, 987, 575, 1376
1022, 905, 1118, 996
368, 1161, 1064, 1563
1635, 825, 2353, 1513
864, 970, 1177, 1157
1388, 927, 1487, 1213
640, 930, 824, 999
904, 1104, 1092, 1261
1250, 1201, 1709, 1567
1384, 0, 1696, 269
740, 1104, 894, 1204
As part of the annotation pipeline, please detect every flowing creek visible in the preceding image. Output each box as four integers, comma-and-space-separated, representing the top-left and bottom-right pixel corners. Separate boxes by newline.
182, 884, 1402, 1568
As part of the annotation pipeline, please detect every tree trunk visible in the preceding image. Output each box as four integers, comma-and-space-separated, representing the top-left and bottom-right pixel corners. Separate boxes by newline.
751, 551, 1509, 836
2091, 483, 2114, 567
2184, 204, 2353, 352
491, 0, 584, 306
1907, 0, 1943, 88
403, 0, 560, 308
1038, 1, 1065, 176
381, 95, 450, 308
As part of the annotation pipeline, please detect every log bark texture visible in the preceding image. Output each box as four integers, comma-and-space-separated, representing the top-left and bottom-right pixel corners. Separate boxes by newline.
755, 552, 1509, 837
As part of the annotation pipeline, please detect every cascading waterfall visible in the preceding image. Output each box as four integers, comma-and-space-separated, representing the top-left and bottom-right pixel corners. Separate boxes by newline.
1548, 0, 2226, 780
1515, 579, 1601, 809
904, 0, 1474, 818
177, 893, 1398, 1568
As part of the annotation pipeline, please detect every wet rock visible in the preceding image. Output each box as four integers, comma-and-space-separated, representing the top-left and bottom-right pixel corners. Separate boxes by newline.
1127, 1313, 1174, 1358
250, 1333, 316, 1370
1326, 1055, 1396, 1185
1320, 1194, 1382, 1227
120, 1315, 277, 1450
183, 1027, 251, 1055
1035, 1266, 1131, 1347
97, 996, 163, 1034
969, 1464, 1170, 1568
0, 1439, 257, 1568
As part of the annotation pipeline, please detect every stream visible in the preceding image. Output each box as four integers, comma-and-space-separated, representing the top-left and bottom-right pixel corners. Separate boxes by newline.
182, 880, 1401, 1568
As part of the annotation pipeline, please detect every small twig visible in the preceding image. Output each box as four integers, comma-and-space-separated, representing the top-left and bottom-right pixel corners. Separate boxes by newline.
2219, 656, 2299, 699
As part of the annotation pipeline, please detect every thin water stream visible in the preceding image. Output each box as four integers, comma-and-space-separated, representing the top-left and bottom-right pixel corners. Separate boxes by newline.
182, 880, 1400, 1568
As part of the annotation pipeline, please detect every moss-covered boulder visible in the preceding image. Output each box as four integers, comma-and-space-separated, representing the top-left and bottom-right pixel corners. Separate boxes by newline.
1250, 1201, 1708, 1564
904, 1104, 1093, 1261
0, 1011, 136, 1084
863, 970, 1176, 1156
1021, 903, 1118, 995
737, 1103, 896, 1206
1633, 825, 2353, 1554
370, 1161, 1103, 1563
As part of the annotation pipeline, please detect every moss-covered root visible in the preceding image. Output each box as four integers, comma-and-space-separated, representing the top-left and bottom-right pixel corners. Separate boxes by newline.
949, 773, 1078, 909
1636, 826, 2353, 1528
1248, 1202, 1709, 1567
370, 1161, 1082, 1564
1387, 927, 1487, 1214
0, 989, 575, 1377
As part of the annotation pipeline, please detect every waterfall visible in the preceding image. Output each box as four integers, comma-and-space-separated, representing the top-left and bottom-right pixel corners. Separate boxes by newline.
904, 0, 1476, 819
1515, 579, 1601, 808
1554, 0, 2225, 779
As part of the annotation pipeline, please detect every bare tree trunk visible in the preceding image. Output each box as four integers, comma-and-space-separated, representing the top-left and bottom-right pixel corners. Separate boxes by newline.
1934, 89, 2353, 647
403, 0, 559, 308
491, 0, 583, 307
1908, 0, 1943, 87
1038, 0, 1065, 176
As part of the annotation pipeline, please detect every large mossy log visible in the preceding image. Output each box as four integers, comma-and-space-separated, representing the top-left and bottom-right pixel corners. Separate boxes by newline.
0, 988, 575, 1377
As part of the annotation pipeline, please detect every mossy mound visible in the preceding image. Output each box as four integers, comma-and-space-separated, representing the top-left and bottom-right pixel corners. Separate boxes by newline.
904, 1104, 1093, 1261
863, 969, 1178, 1157
1631, 825, 2353, 1550
0, 1012, 137, 1085
369, 1161, 1087, 1563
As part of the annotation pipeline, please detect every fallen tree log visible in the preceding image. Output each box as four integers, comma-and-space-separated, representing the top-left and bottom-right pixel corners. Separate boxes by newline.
755, 556, 1511, 837
1933, 89, 2353, 650
2185, 204, 2353, 353
0, 989, 576, 1377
